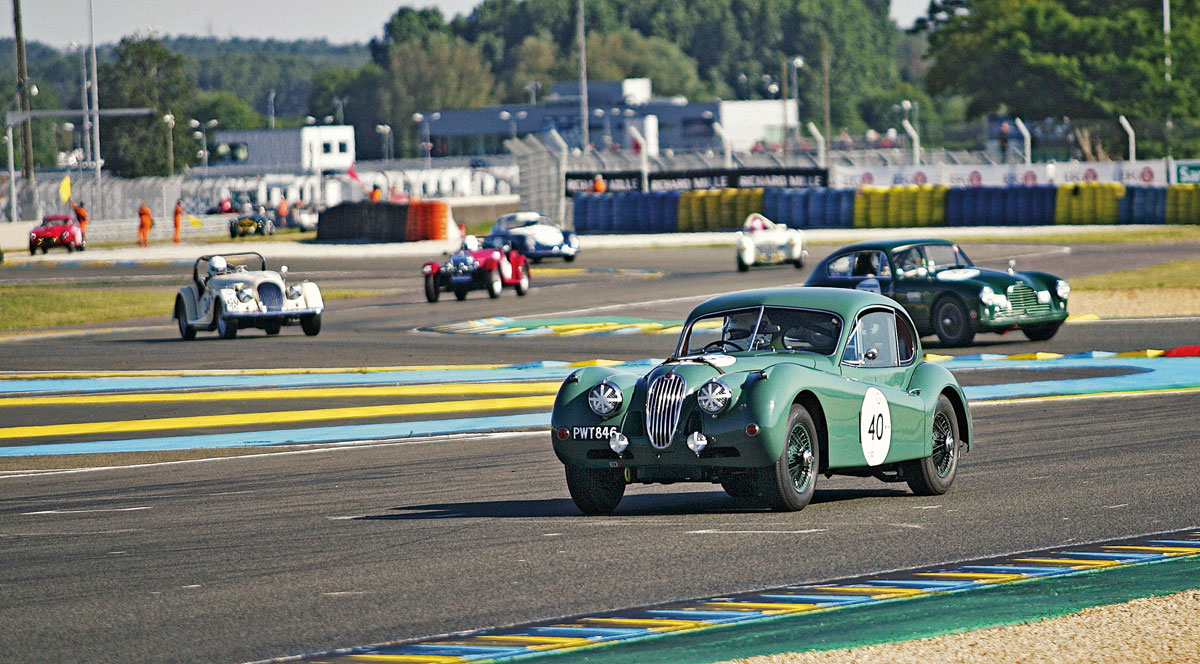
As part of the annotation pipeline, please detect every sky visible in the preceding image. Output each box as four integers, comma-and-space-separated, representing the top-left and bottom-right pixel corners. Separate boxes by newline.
1, 0, 929, 49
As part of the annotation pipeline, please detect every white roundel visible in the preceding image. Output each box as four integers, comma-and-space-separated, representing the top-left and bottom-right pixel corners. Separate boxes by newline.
859, 387, 892, 466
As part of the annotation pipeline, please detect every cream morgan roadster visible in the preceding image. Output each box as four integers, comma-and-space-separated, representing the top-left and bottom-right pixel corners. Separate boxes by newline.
174, 252, 324, 339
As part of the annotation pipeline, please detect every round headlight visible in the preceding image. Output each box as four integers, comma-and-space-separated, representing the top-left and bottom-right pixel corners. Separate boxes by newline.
237, 289, 254, 303
1056, 279, 1070, 300
587, 381, 622, 417
697, 379, 732, 415
980, 286, 995, 305
287, 284, 303, 299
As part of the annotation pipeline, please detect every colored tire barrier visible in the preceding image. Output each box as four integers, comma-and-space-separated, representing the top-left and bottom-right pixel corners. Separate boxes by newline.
568, 183, 1186, 234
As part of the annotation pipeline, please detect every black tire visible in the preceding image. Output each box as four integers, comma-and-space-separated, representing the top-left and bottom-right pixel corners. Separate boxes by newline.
514, 264, 530, 296
216, 303, 237, 339
264, 320, 282, 335
759, 404, 820, 512
793, 257, 804, 269
1021, 322, 1062, 341
564, 254, 576, 263
230, 229, 238, 239
905, 395, 961, 496
564, 467, 626, 515
41, 246, 48, 254
29, 247, 36, 256
77, 240, 86, 251
736, 253, 750, 272
487, 269, 502, 298
66, 244, 74, 253
454, 287, 469, 301
721, 474, 758, 498
932, 297, 975, 346
530, 256, 543, 264
175, 299, 196, 340
424, 274, 439, 303
300, 313, 321, 336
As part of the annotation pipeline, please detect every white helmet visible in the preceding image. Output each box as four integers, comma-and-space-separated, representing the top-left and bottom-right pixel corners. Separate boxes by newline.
209, 255, 228, 275
462, 235, 479, 251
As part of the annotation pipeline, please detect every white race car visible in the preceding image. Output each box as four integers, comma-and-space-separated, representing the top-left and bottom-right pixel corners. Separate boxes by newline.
736, 213, 807, 272
174, 252, 323, 339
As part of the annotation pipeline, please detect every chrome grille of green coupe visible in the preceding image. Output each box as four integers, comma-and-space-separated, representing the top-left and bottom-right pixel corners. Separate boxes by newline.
646, 373, 686, 449
1007, 285, 1051, 316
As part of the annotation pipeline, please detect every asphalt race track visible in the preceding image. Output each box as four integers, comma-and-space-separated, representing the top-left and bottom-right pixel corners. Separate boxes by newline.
1, 238, 1199, 663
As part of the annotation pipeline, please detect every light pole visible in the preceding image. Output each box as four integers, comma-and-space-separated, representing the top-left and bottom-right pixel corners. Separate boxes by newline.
332, 96, 348, 125
1164, 0, 1172, 157
786, 56, 804, 157
267, 89, 276, 129
412, 112, 440, 168
163, 114, 174, 176
499, 110, 527, 140
593, 108, 611, 150
189, 118, 218, 175
374, 124, 392, 161
524, 81, 541, 105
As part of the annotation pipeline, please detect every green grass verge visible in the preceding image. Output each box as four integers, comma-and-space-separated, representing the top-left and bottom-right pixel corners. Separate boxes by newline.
0, 284, 396, 332
1070, 258, 1200, 290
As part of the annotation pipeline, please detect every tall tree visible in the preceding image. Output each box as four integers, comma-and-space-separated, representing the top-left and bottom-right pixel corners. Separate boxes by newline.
98, 37, 195, 177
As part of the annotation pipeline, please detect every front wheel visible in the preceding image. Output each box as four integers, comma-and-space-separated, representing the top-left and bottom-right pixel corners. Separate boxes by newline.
759, 404, 819, 511
264, 320, 282, 335
487, 269, 502, 298
300, 313, 321, 336
736, 253, 750, 272
905, 395, 961, 496
564, 467, 626, 515
1021, 322, 1062, 341
453, 287, 468, 301
932, 297, 975, 346
216, 303, 237, 339
424, 274, 440, 302
564, 254, 576, 263
514, 264, 530, 296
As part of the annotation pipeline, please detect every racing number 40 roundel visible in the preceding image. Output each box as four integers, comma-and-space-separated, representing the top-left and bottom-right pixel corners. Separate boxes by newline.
860, 387, 892, 466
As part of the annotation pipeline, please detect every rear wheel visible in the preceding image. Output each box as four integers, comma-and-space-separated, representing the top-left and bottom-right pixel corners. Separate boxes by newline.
932, 297, 975, 346
300, 313, 321, 336
424, 274, 440, 302
453, 287, 468, 301
565, 467, 626, 515
216, 303, 237, 339
905, 395, 960, 495
1021, 322, 1062, 341
264, 320, 282, 335
759, 404, 819, 511
487, 269, 502, 298
736, 253, 750, 272
175, 299, 196, 340
564, 254, 576, 263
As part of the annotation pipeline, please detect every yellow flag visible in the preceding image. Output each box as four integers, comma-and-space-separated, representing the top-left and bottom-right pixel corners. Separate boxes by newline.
58, 176, 71, 203
187, 214, 203, 227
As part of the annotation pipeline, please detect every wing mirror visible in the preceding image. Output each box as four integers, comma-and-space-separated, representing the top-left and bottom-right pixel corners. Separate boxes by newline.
1008, 259, 1017, 275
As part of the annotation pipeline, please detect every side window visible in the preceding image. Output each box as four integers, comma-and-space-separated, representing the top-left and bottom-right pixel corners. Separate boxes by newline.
892, 248, 926, 278
828, 251, 891, 278
844, 310, 898, 368
896, 312, 917, 364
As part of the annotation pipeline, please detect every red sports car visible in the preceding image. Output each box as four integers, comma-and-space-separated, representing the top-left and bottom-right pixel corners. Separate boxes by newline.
422, 235, 531, 302
29, 215, 86, 254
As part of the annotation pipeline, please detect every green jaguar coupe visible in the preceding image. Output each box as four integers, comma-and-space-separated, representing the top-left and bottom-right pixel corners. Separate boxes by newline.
805, 239, 1070, 346
551, 287, 972, 514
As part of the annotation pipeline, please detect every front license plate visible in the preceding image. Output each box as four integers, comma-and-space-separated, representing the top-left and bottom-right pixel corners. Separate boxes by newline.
451, 275, 473, 283
572, 425, 619, 440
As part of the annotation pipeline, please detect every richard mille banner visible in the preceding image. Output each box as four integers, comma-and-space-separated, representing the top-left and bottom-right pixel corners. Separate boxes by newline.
565, 168, 828, 196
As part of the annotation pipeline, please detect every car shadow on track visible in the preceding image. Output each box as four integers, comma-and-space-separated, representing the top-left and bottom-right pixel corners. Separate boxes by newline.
354, 488, 909, 520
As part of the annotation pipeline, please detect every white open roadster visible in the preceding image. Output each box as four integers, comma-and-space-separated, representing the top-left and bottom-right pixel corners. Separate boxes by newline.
174, 252, 323, 339
736, 213, 807, 272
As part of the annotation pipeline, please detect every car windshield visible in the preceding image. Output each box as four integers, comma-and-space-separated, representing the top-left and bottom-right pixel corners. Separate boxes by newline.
678, 306, 842, 356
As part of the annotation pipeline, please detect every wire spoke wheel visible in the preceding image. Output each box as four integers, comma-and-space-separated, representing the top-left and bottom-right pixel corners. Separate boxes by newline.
931, 410, 955, 478
786, 423, 815, 494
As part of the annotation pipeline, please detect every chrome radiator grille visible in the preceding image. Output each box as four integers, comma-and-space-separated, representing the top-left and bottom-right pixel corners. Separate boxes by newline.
1008, 285, 1051, 316
258, 282, 284, 312
645, 373, 686, 449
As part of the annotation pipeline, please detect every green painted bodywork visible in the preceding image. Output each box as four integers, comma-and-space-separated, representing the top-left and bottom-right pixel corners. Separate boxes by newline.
550, 287, 972, 482
805, 239, 1068, 336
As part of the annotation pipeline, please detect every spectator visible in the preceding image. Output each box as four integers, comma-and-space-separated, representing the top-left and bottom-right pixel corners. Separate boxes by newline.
277, 198, 291, 227
369, 185, 383, 202
590, 174, 607, 193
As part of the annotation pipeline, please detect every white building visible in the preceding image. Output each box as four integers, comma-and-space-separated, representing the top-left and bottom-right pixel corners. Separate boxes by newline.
211, 125, 356, 174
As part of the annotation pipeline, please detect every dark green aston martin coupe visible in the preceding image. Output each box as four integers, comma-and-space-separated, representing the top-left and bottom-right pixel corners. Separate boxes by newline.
805, 239, 1070, 346
551, 287, 972, 514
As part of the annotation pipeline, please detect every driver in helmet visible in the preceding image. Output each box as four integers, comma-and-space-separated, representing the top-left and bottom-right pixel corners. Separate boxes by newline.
209, 255, 229, 277
722, 310, 760, 351
462, 235, 480, 252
